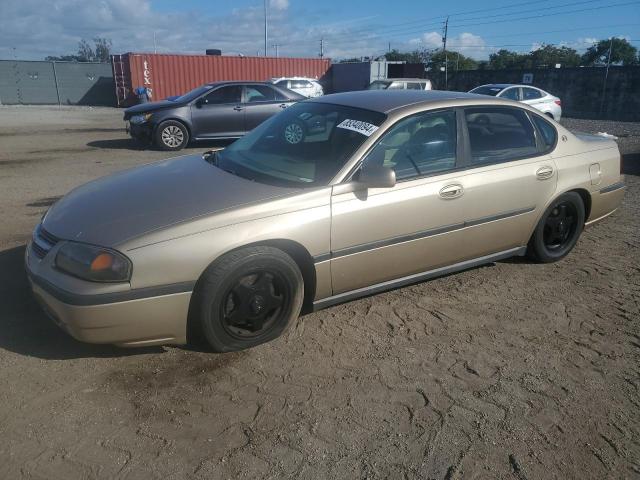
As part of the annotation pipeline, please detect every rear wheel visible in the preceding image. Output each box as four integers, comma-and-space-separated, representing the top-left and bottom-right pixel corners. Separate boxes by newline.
195, 246, 304, 352
527, 192, 585, 263
155, 120, 189, 150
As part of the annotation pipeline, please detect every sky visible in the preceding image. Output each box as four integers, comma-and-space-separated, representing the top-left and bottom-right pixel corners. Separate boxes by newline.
0, 0, 639, 61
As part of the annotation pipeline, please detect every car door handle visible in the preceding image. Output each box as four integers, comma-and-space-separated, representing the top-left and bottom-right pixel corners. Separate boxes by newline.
233, 105, 243, 111
279, 103, 288, 109
536, 165, 554, 180
439, 184, 464, 199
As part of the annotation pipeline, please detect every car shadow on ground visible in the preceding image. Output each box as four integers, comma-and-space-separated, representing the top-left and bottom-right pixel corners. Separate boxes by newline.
87, 139, 235, 151
0, 245, 164, 360
622, 153, 640, 176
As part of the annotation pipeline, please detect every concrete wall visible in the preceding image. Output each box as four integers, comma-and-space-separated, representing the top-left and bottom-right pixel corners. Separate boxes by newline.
429, 66, 640, 121
0, 61, 115, 106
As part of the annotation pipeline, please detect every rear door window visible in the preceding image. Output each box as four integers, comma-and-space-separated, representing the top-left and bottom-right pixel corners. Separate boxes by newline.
290, 80, 312, 89
405, 82, 422, 90
465, 107, 538, 165
522, 87, 543, 100
387, 81, 405, 90
500, 87, 520, 101
244, 85, 283, 102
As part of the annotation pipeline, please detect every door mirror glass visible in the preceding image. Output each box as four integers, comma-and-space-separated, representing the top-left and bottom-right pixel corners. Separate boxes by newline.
356, 164, 396, 189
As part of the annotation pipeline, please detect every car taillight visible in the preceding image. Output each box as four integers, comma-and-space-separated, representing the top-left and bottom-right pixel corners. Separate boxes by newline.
554, 99, 561, 106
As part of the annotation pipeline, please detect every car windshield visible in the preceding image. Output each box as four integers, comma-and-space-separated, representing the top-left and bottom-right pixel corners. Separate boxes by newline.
469, 86, 505, 96
215, 102, 387, 187
171, 85, 215, 102
367, 81, 390, 90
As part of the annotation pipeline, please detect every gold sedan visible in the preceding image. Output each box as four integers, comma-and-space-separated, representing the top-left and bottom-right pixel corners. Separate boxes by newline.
26, 90, 625, 351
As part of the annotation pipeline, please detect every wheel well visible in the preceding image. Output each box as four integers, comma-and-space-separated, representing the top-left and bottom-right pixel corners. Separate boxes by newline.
569, 188, 592, 220
545, 112, 554, 119
186, 239, 317, 343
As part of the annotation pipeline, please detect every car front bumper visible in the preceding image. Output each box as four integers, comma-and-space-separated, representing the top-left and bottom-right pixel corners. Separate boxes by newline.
126, 121, 153, 142
25, 243, 191, 347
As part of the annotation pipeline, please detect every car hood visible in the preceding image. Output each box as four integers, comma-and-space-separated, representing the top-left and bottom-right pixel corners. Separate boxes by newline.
124, 100, 183, 117
42, 154, 299, 247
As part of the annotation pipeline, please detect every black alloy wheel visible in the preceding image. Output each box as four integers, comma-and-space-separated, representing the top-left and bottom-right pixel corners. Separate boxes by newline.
194, 246, 304, 352
528, 191, 585, 263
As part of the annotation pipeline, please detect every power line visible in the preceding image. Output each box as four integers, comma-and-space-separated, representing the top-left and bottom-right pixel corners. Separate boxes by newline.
280, 0, 638, 48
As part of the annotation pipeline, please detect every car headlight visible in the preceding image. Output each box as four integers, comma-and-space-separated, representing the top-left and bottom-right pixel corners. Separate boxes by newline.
130, 113, 153, 124
55, 242, 132, 282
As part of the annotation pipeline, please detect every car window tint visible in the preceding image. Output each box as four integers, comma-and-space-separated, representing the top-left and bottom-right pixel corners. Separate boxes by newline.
465, 107, 538, 165
500, 88, 520, 101
531, 114, 557, 150
405, 82, 422, 90
363, 110, 457, 181
275, 80, 288, 88
203, 86, 242, 104
387, 81, 404, 90
245, 85, 279, 102
522, 88, 543, 100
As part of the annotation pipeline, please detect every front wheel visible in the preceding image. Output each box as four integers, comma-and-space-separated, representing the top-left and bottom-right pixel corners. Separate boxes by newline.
155, 120, 189, 150
194, 246, 304, 352
527, 192, 585, 263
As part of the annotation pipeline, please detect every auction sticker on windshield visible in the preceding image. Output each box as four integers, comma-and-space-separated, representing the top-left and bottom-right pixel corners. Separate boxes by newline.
336, 119, 379, 136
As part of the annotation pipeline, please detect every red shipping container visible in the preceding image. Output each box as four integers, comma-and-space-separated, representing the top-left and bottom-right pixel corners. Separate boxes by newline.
112, 52, 331, 106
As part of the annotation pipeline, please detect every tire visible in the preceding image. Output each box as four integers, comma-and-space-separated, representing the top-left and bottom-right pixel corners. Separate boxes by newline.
155, 120, 189, 151
527, 192, 585, 263
194, 246, 304, 352
283, 119, 306, 145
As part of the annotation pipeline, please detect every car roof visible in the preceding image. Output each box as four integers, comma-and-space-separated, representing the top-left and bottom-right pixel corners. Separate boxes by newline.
477, 83, 542, 89
269, 77, 318, 81
204, 81, 273, 87
309, 90, 480, 114
373, 78, 429, 83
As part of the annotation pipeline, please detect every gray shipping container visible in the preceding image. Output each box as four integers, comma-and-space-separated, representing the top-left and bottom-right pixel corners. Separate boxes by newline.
0, 60, 115, 106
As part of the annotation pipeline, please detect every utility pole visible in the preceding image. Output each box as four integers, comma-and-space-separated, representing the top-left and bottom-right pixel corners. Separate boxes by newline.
272, 44, 280, 58
388, 42, 391, 53
264, 0, 268, 57
600, 37, 614, 115
153, 31, 157, 54
319, 38, 324, 58
442, 16, 449, 90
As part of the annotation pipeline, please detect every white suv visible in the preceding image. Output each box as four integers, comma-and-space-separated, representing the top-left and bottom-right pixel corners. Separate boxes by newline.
367, 78, 433, 91
270, 77, 324, 98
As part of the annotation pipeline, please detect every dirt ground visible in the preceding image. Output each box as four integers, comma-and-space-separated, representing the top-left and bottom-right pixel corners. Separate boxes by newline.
0, 106, 639, 479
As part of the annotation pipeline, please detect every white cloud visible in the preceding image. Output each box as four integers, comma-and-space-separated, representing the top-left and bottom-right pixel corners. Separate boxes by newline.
407, 31, 487, 58
270, 0, 289, 11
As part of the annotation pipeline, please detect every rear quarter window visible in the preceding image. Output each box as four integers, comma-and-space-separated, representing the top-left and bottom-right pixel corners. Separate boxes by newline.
531, 114, 557, 151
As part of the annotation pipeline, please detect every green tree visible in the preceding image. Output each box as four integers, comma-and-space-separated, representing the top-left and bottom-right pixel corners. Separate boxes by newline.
487, 49, 528, 69
581, 38, 638, 66
45, 37, 112, 62
426, 49, 478, 71
529, 44, 581, 68
384, 48, 425, 63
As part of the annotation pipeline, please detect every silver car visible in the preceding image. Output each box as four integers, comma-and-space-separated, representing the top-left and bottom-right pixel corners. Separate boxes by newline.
26, 90, 623, 352
469, 84, 562, 121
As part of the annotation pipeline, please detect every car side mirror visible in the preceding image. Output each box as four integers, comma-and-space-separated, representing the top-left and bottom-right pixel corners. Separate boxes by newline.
195, 98, 205, 108
356, 164, 396, 189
